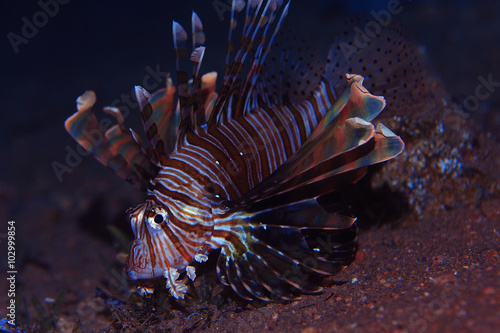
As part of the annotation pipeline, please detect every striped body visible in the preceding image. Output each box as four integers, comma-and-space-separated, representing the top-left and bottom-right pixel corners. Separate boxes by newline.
126, 76, 335, 270
64, 0, 422, 300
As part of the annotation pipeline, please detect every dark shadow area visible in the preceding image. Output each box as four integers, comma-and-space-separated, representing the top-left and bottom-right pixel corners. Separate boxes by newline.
344, 166, 411, 230
77, 198, 134, 243
316, 166, 411, 230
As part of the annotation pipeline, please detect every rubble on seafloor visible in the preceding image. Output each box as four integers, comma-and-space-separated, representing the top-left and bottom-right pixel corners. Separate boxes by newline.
373, 78, 500, 220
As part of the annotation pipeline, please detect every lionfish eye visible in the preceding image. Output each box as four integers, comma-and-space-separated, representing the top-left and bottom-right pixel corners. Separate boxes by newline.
153, 214, 164, 224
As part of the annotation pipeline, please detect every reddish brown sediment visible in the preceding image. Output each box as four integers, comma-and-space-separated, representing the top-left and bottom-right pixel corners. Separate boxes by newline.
2, 1, 499, 332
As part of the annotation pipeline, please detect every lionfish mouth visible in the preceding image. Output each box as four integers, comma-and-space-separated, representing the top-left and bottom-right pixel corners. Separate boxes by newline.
125, 240, 164, 280
126, 261, 165, 280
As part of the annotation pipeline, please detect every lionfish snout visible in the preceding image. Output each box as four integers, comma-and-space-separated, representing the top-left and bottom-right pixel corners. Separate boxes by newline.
126, 239, 152, 279
125, 201, 173, 280
125, 199, 202, 298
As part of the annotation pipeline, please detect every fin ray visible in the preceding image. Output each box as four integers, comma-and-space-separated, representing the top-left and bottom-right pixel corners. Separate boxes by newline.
64, 91, 158, 190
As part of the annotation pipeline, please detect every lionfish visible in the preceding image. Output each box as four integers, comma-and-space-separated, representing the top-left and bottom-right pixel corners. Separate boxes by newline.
65, 0, 419, 301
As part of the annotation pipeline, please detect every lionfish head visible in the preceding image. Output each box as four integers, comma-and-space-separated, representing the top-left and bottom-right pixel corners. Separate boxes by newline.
125, 200, 174, 280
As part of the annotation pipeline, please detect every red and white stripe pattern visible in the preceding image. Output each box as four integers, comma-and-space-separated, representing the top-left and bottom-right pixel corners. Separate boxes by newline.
65, 0, 413, 300
125, 72, 338, 297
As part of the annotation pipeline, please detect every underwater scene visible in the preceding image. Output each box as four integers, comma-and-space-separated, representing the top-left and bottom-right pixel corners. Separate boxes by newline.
1, 0, 499, 332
